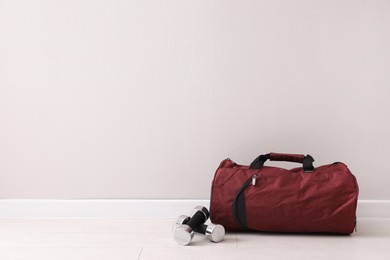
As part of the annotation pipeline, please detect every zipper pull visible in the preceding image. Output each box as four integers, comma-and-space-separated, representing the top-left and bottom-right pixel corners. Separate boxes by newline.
251, 175, 257, 186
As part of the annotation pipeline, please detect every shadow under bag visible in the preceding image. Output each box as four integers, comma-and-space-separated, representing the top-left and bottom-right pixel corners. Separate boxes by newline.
209, 153, 359, 234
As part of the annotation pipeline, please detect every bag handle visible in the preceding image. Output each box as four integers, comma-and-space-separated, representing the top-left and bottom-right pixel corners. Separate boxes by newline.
249, 152, 315, 172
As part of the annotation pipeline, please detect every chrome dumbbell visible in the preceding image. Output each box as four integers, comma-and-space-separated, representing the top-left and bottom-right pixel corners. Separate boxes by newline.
174, 206, 210, 246
176, 215, 225, 243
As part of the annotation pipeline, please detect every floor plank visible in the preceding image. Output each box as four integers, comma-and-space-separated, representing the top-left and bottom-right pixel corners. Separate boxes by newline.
0, 218, 389, 259
0, 247, 142, 260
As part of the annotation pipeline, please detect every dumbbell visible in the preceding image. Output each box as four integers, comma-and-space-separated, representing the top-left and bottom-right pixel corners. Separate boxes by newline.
174, 206, 210, 245
176, 215, 225, 243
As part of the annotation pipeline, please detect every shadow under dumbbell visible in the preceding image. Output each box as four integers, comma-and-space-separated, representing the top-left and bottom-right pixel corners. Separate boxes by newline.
183, 232, 236, 247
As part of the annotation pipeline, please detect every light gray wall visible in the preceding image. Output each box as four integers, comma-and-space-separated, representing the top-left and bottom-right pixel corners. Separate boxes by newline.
1, 0, 389, 199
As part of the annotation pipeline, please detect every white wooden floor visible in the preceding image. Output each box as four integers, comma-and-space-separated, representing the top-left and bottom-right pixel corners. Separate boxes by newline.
0, 218, 389, 259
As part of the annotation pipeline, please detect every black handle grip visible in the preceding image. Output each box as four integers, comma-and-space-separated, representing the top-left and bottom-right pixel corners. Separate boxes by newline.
250, 153, 315, 172
186, 210, 209, 229
182, 217, 209, 234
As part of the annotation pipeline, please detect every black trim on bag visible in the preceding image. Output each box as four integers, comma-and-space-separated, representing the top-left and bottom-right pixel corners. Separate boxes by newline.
232, 175, 256, 229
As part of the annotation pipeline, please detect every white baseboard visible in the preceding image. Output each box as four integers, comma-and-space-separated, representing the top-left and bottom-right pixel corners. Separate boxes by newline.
0, 199, 388, 218
356, 200, 390, 218
0, 199, 209, 218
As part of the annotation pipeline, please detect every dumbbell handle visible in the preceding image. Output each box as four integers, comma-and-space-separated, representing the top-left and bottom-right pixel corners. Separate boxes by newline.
176, 215, 207, 234
194, 224, 208, 234
186, 210, 209, 229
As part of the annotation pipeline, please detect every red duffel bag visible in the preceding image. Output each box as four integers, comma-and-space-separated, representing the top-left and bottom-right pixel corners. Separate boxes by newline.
210, 153, 359, 234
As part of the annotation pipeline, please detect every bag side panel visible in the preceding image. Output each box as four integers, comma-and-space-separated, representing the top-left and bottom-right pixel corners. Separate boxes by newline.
210, 161, 251, 230
245, 163, 358, 234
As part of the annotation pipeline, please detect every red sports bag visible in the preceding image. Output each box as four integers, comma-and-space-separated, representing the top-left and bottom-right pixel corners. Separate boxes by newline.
210, 153, 359, 234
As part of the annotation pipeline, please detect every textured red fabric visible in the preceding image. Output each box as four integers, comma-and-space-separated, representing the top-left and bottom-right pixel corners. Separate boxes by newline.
210, 157, 359, 234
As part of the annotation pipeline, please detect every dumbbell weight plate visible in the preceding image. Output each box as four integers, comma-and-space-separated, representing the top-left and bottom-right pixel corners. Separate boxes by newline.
175, 215, 190, 229
174, 225, 194, 246
205, 223, 225, 243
